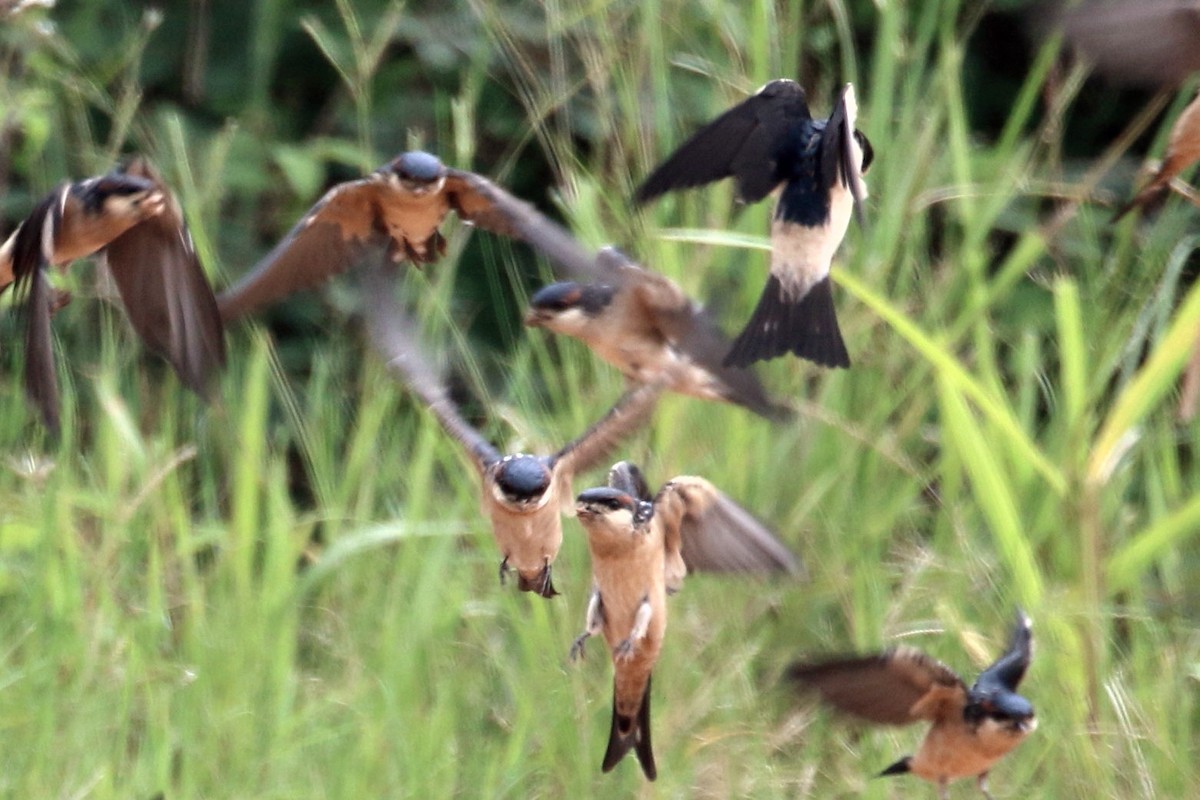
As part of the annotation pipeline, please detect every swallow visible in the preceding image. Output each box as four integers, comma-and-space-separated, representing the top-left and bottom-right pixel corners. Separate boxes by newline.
571, 461, 800, 779
524, 246, 793, 421
218, 149, 598, 322
1112, 90, 1200, 221
634, 80, 873, 369
0, 157, 226, 433
1040, 0, 1200, 89
362, 267, 662, 599
787, 610, 1036, 800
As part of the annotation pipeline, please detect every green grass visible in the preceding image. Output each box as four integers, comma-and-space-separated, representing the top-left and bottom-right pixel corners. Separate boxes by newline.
2, 1, 1199, 797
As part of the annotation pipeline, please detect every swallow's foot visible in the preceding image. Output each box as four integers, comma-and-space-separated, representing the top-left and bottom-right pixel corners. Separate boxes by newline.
976, 773, 993, 800
498, 557, 510, 586
569, 633, 590, 662
614, 638, 634, 663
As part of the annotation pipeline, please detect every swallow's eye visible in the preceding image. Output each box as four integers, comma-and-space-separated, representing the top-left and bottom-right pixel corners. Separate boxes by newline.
855, 131, 874, 171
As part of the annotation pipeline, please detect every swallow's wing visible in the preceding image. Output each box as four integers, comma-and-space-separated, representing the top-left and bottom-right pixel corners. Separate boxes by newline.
787, 646, 968, 725
102, 158, 226, 397
218, 177, 390, 321
10, 186, 68, 433
653, 475, 800, 576
821, 83, 869, 224
972, 609, 1033, 695
606, 460, 654, 501
613, 251, 793, 420
635, 79, 810, 205
1051, 0, 1200, 88
1114, 90, 1200, 219
361, 265, 501, 473
441, 170, 603, 279
551, 380, 662, 492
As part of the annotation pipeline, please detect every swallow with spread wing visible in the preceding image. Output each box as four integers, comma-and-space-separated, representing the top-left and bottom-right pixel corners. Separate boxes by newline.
635, 80, 873, 369
362, 269, 662, 599
0, 157, 225, 433
218, 150, 594, 322
571, 461, 800, 780
787, 610, 1036, 800
524, 246, 793, 421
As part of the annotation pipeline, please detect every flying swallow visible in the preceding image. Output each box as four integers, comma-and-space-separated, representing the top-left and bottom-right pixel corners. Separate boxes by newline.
634, 80, 873, 369
1040, 0, 1200, 89
1112, 90, 1200, 221
0, 157, 226, 433
787, 610, 1036, 800
218, 150, 599, 322
524, 246, 793, 421
362, 268, 662, 599
571, 461, 800, 779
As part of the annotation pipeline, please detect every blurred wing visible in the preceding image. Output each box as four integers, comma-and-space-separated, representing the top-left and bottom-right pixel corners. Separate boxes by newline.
653, 476, 800, 576
613, 248, 793, 421
973, 609, 1034, 694
11, 187, 66, 433
553, 380, 662, 480
1161, 90, 1200, 182
218, 178, 389, 321
103, 158, 226, 397
787, 646, 967, 725
442, 170, 603, 281
1052, 0, 1200, 87
361, 263, 501, 472
635, 79, 810, 204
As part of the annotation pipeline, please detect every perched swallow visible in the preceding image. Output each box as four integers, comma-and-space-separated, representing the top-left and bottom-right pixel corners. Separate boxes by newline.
1041, 0, 1200, 89
218, 150, 596, 322
787, 610, 1036, 800
362, 268, 662, 599
0, 157, 225, 433
571, 461, 800, 779
635, 80, 873, 369
524, 246, 793, 421
1112, 90, 1200, 221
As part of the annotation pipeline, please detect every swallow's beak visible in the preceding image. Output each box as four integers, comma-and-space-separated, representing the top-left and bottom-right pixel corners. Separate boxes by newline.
141, 189, 167, 217
523, 308, 547, 327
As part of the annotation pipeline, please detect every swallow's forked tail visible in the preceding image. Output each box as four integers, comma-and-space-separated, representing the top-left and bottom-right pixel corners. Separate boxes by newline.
722, 274, 850, 369
601, 676, 656, 780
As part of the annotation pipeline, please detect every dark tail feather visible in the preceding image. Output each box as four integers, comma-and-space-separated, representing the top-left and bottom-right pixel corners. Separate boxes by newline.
723, 275, 850, 369
23, 270, 60, 435
878, 756, 912, 777
601, 677, 656, 780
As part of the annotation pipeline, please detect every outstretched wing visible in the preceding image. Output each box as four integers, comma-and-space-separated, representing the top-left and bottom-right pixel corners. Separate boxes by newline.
788, 646, 968, 725
552, 380, 662, 482
635, 78, 810, 205
361, 263, 501, 473
103, 157, 226, 398
653, 475, 800, 579
218, 177, 390, 321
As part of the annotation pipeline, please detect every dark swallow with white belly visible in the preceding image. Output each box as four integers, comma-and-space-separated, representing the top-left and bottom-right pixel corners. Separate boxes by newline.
571, 461, 800, 779
362, 268, 662, 599
635, 80, 872, 369
787, 610, 1036, 800
0, 157, 225, 433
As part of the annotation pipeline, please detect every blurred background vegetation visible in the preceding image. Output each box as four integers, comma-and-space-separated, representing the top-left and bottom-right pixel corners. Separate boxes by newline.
1, 0, 1198, 798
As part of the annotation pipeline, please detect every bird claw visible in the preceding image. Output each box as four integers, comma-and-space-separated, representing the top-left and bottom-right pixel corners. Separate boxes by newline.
569, 635, 589, 662
498, 557, 510, 586
615, 639, 634, 663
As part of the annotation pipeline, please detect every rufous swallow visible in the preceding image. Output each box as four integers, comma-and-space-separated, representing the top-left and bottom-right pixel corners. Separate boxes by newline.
524, 246, 793, 421
0, 157, 225, 433
635, 80, 873, 369
218, 149, 595, 322
362, 267, 662, 599
787, 610, 1036, 800
571, 461, 800, 779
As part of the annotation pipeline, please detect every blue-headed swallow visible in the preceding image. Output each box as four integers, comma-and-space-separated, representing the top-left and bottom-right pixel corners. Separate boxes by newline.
635, 80, 872, 369
524, 246, 793, 421
571, 461, 800, 779
362, 267, 662, 599
787, 610, 1036, 800
0, 157, 225, 433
